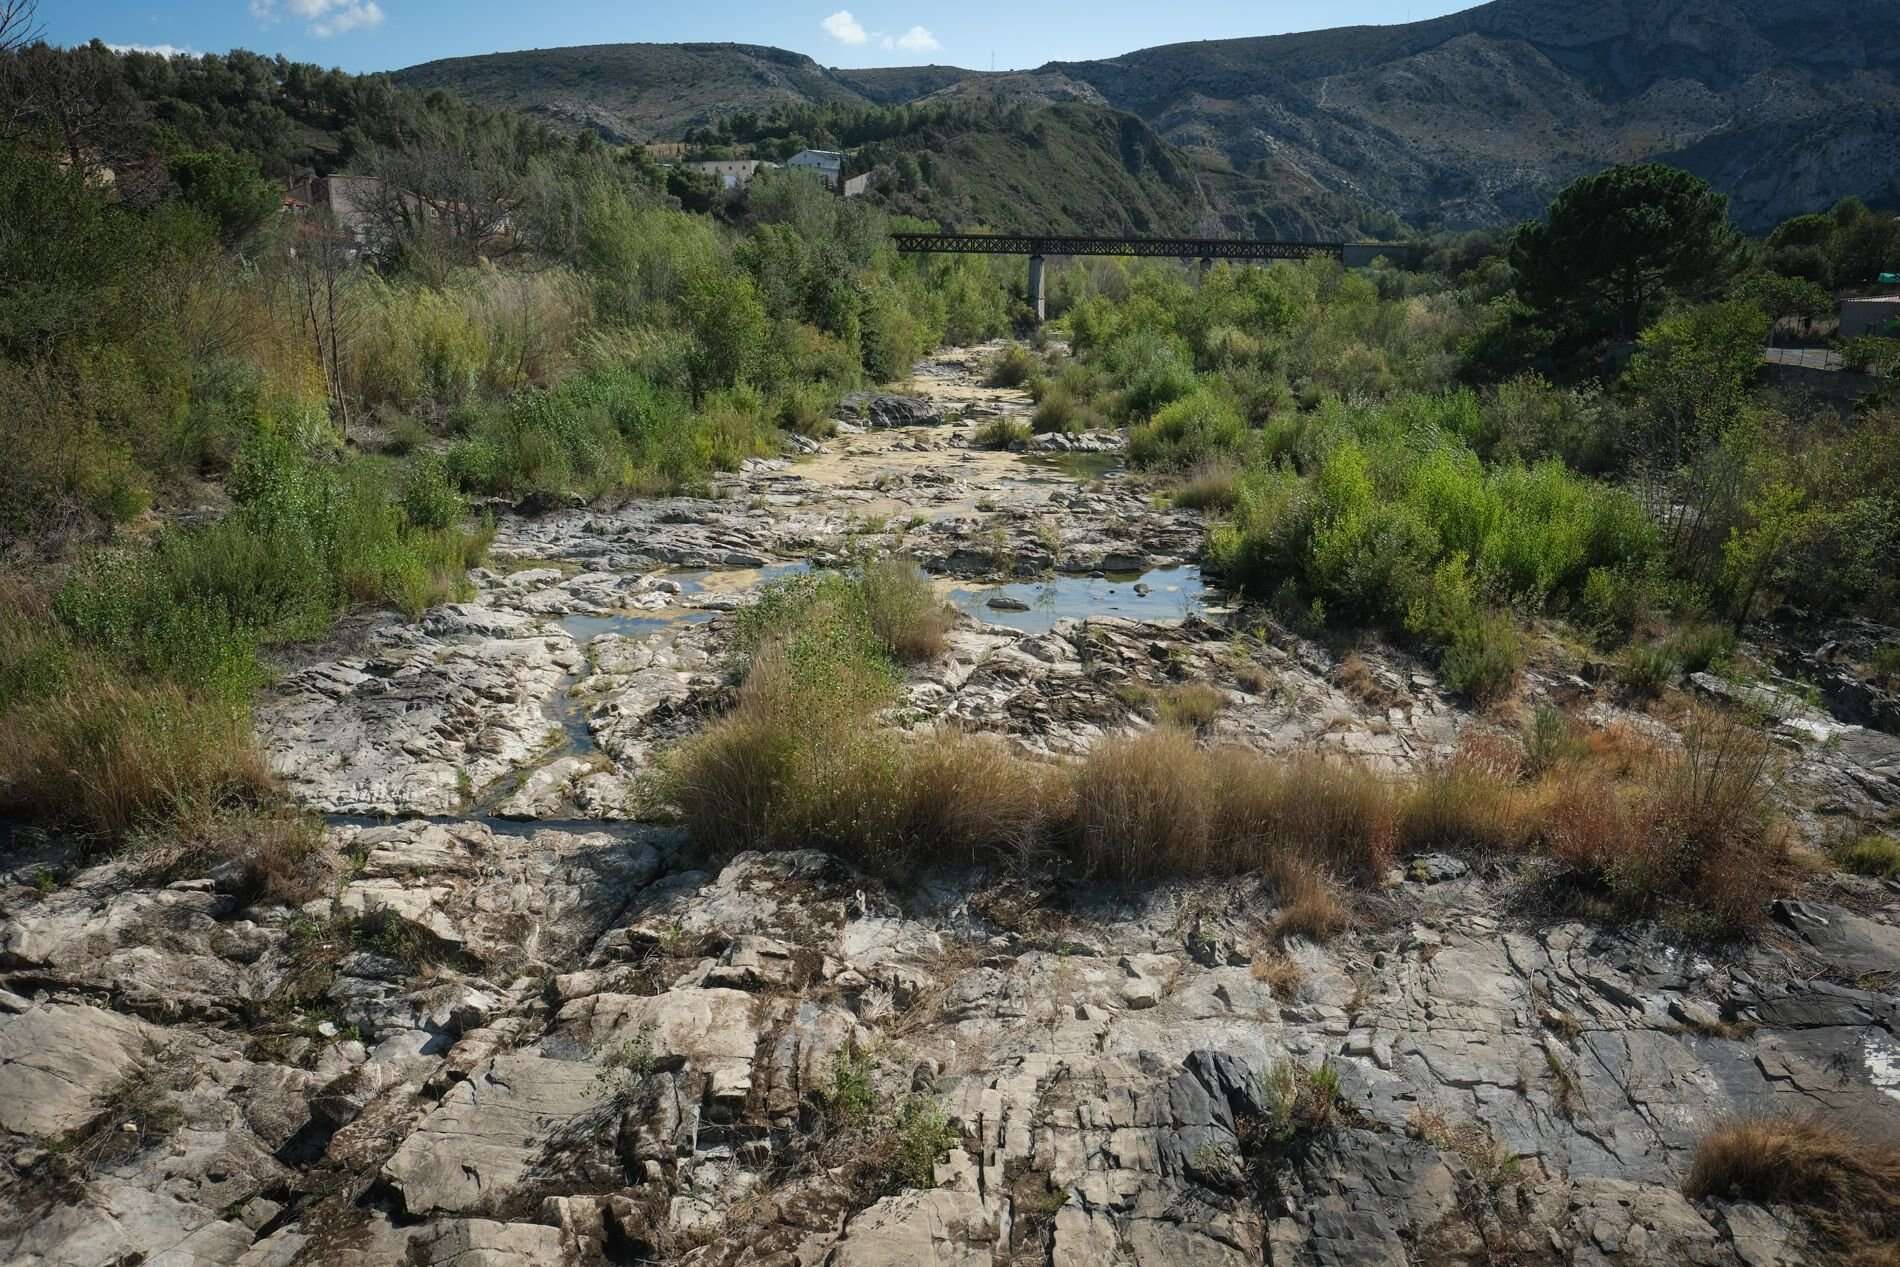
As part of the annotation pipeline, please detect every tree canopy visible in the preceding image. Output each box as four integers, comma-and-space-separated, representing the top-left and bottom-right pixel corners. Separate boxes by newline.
1510, 163, 1744, 343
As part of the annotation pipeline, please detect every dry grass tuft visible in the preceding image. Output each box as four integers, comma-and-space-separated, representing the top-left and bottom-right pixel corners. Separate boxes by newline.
1209, 750, 1398, 884
1686, 1116, 1900, 1266
0, 663, 275, 841
1155, 682, 1226, 731
1397, 763, 1539, 856
1267, 859, 1351, 944
1066, 733, 1398, 885
900, 730, 1064, 865
1251, 950, 1304, 997
1068, 729, 1215, 880
1333, 652, 1401, 710
153, 808, 331, 905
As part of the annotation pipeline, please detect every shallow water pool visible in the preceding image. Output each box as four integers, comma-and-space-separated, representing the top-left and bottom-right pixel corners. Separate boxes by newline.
946, 565, 1209, 634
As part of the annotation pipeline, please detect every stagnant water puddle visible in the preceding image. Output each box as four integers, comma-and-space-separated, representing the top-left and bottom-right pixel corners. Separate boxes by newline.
945, 565, 1212, 634
552, 561, 813, 645
1023, 451, 1125, 482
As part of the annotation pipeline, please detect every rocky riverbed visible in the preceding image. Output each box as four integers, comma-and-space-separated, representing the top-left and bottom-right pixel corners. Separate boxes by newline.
4, 342, 1899, 1266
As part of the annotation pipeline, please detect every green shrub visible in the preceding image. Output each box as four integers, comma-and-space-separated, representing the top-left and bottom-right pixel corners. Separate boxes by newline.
1106, 328, 1197, 419
447, 438, 506, 494
856, 558, 955, 663
1440, 611, 1523, 705
1619, 643, 1680, 697
892, 1098, 960, 1190
1128, 391, 1248, 471
987, 344, 1035, 388
1032, 383, 1097, 434
1663, 622, 1735, 675
778, 381, 841, 438
399, 455, 465, 530
1522, 705, 1583, 776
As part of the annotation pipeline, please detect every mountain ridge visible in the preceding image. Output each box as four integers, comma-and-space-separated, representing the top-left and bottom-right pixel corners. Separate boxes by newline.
392, 0, 1900, 232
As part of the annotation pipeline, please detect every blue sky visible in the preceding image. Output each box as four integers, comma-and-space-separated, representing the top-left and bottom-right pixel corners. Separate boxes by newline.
54, 1, 1470, 73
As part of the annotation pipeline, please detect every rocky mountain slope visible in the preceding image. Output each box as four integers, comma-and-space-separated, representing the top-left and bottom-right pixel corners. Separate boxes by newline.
4, 346, 1899, 1266
395, 0, 1900, 233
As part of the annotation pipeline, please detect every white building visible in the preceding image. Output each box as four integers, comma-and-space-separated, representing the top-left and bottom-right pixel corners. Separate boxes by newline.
786, 149, 844, 189
682, 159, 773, 190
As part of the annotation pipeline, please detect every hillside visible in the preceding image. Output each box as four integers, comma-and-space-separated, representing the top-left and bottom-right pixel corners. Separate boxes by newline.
393, 42, 866, 144
1044, 0, 1900, 229
395, 0, 1900, 233
856, 103, 1217, 237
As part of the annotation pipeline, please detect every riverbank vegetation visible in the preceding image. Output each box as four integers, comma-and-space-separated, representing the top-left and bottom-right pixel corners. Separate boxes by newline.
1028, 164, 1897, 706
0, 42, 1015, 847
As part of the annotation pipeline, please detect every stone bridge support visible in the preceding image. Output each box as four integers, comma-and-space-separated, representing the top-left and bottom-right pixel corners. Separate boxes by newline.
1029, 254, 1046, 324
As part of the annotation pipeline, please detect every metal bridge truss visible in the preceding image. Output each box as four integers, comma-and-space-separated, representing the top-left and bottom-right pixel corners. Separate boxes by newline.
892, 233, 1346, 261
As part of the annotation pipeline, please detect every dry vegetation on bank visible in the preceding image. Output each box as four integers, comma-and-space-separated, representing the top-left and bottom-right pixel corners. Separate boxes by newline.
661, 565, 1793, 937
1686, 1117, 1900, 1266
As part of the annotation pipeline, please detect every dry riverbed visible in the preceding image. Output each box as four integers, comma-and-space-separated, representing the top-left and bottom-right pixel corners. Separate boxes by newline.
3, 342, 1899, 1266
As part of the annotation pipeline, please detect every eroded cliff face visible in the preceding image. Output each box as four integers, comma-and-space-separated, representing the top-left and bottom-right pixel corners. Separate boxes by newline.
4, 344, 1898, 1267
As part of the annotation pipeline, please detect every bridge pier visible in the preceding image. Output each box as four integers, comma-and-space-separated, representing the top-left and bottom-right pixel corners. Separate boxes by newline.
1028, 254, 1046, 324
1199, 256, 1213, 279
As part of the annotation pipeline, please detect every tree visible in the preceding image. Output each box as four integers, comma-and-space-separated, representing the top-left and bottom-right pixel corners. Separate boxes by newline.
1737, 272, 1832, 346
167, 149, 279, 244
1622, 301, 1769, 472
1510, 164, 1744, 342
282, 211, 357, 437
0, 0, 39, 54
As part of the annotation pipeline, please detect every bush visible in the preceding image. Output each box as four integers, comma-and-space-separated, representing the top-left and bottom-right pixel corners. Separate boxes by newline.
891, 1098, 961, 1190
987, 344, 1035, 388
1439, 611, 1524, 705
1550, 707, 1784, 935
973, 416, 1032, 450
1619, 643, 1680, 697
1108, 329, 1197, 419
1663, 622, 1734, 675
399, 454, 465, 530
779, 381, 841, 438
1522, 705, 1584, 776
856, 558, 955, 664
1031, 384, 1094, 434
1129, 391, 1249, 472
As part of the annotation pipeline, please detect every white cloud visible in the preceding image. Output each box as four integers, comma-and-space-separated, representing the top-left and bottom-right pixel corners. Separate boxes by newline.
108, 42, 198, 57
892, 25, 940, 53
251, 0, 386, 37
821, 10, 867, 45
